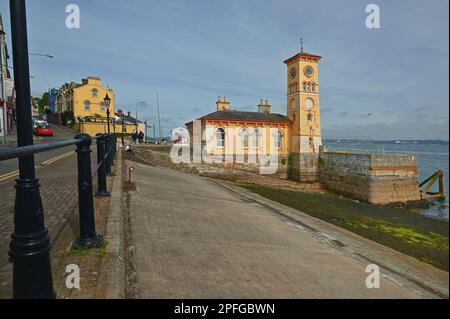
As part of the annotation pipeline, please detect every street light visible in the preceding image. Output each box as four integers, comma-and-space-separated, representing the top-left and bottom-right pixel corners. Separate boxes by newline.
135, 101, 146, 131
29, 53, 54, 59
103, 93, 111, 134
121, 116, 125, 146
8, 0, 54, 298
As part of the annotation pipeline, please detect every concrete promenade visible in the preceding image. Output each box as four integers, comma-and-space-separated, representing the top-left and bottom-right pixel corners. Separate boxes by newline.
123, 160, 449, 299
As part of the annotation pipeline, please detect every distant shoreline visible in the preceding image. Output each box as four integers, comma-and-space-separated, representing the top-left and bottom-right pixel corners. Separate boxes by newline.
323, 138, 449, 145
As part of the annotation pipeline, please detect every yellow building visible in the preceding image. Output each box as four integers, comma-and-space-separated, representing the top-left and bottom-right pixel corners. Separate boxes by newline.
284, 49, 322, 153
56, 76, 115, 136
186, 46, 323, 164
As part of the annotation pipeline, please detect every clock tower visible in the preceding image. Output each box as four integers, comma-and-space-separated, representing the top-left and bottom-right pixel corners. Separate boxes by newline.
284, 43, 322, 154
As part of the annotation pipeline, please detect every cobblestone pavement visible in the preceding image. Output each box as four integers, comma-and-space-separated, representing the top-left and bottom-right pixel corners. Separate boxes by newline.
0, 146, 112, 299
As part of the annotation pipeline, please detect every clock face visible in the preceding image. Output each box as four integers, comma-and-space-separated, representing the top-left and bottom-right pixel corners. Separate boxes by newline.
305, 98, 314, 109
304, 65, 314, 78
290, 99, 298, 109
289, 67, 297, 79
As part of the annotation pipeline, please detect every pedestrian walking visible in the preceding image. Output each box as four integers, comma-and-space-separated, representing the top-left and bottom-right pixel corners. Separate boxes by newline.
131, 130, 137, 144
138, 131, 144, 144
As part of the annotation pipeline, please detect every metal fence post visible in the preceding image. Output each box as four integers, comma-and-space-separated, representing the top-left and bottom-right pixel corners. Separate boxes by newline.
8, 0, 54, 299
110, 134, 115, 165
105, 134, 112, 176
74, 133, 103, 248
96, 133, 110, 196
113, 134, 117, 159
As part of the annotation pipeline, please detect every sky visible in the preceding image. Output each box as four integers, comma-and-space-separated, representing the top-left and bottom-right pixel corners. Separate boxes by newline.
0, 0, 448, 139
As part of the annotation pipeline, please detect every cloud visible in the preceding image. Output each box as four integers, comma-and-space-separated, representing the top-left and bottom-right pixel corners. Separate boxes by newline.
0, 0, 447, 139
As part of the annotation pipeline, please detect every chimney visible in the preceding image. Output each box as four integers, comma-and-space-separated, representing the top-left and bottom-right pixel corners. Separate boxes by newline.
264, 99, 271, 113
117, 109, 123, 117
258, 98, 271, 113
258, 98, 264, 113
216, 96, 230, 111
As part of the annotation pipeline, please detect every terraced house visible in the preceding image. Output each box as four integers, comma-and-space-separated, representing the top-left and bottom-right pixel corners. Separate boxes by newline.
54, 76, 115, 135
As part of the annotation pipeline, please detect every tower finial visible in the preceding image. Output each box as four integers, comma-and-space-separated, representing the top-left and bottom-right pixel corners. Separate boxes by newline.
300, 38, 304, 53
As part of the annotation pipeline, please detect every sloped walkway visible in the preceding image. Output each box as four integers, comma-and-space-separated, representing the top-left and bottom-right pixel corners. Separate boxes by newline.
123, 160, 448, 298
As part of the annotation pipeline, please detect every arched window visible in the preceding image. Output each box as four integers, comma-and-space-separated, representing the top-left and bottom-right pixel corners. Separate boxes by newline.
216, 128, 225, 147
92, 88, 98, 97
84, 100, 91, 111
307, 113, 313, 122
309, 137, 315, 151
241, 128, 249, 148
252, 129, 260, 148
274, 130, 283, 149
303, 82, 307, 91
100, 101, 106, 112
312, 83, 316, 92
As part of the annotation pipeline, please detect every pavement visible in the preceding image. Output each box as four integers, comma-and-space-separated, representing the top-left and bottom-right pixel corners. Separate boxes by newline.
123, 160, 449, 298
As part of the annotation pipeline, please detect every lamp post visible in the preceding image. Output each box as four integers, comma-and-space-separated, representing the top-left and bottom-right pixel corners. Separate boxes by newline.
121, 117, 125, 146
144, 121, 147, 143
1, 29, 7, 144
8, 0, 54, 298
135, 101, 146, 131
103, 93, 111, 134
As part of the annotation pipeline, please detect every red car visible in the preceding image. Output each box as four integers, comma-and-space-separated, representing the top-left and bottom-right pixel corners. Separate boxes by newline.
33, 121, 54, 136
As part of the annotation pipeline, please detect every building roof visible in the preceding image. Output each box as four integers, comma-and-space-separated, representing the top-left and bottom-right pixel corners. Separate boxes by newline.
187, 110, 291, 125
283, 51, 322, 64
115, 113, 143, 125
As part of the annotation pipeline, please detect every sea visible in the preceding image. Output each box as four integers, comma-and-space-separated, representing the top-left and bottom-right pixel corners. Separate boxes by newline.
323, 139, 449, 221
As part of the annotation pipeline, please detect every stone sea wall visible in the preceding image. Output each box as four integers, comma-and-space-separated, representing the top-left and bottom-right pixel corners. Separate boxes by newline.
319, 151, 421, 204
130, 145, 421, 205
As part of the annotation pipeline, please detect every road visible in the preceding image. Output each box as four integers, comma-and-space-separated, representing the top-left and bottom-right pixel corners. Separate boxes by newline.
0, 124, 97, 297
125, 161, 448, 298
0, 124, 77, 180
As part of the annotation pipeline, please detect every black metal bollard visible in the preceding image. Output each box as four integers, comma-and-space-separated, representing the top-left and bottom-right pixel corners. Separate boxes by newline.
73, 133, 103, 248
96, 133, 110, 196
113, 134, 117, 160
110, 134, 115, 165
105, 134, 112, 176
8, 0, 54, 299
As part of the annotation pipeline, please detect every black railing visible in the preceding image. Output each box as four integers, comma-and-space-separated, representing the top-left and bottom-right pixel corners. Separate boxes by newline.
2, 0, 120, 298
0, 132, 118, 298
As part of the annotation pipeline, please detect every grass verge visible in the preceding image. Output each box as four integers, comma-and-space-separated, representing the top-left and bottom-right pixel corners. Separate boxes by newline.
68, 240, 109, 258
240, 184, 449, 271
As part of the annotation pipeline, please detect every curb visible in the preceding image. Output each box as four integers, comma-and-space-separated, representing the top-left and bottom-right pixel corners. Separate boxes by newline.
103, 146, 125, 298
